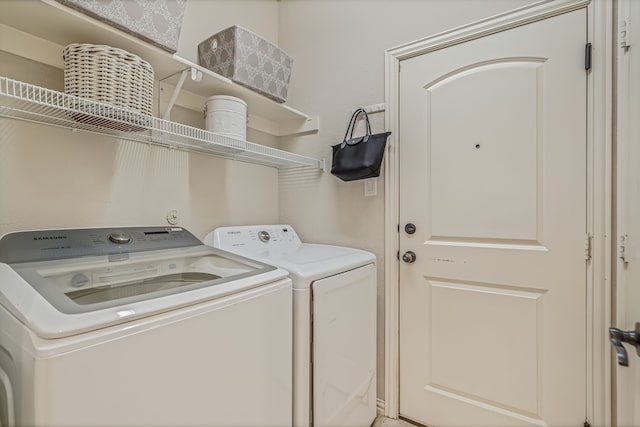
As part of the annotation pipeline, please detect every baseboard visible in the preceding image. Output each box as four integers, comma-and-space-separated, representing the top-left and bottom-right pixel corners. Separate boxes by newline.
377, 398, 385, 415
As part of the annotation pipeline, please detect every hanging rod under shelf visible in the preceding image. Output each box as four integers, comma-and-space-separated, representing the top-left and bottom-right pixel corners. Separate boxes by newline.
0, 76, 325, 170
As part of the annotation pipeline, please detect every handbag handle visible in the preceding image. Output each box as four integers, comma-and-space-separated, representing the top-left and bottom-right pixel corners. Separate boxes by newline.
342, 108, 363, 143
341, 108, 372, 147
348, 109, 372, 141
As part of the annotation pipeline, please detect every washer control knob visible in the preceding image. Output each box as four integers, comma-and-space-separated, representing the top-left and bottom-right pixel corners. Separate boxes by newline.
108, 231, 132, 245
70, 273, 89, 288
258, 230, 271, 242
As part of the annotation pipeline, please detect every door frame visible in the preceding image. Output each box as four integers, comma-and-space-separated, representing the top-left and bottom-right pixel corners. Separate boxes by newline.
382, 0, 613, 424
613, 0, 638, 424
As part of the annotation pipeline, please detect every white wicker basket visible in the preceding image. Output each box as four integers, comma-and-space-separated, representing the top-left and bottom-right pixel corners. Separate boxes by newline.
63, 43, 154, 119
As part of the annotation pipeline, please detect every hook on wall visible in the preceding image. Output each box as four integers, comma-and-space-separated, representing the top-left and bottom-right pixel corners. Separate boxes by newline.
351, 103, 386, 115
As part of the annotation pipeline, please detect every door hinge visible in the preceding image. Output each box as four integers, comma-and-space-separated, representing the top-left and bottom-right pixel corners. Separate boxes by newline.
585, 43, 592, 71
619, 234, 630, 263
621, 16, 631, 48
585, 234, 593, 261
397, 250, 400, 261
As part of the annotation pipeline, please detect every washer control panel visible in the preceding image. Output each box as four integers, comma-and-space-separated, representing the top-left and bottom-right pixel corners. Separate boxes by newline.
0, 226, 202, 264
210, 224, 302, 256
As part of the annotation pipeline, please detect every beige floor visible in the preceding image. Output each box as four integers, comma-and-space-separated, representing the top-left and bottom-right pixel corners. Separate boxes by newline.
371, 415, 417, 427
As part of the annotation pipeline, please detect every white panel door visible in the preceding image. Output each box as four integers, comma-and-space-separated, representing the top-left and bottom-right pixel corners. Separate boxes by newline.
399, 9, 587, 427
613, 1, 640, 425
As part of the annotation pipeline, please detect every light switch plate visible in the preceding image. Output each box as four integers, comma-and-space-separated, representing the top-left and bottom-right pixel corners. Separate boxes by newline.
364, 178, 377, 197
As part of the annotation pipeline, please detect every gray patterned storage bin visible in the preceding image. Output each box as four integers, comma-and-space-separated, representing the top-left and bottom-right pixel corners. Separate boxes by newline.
55, 0, 186, 53
198, 26, 293, 103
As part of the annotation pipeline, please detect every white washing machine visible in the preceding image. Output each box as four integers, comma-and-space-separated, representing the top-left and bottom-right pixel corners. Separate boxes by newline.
204, 225, 377, 427
0, 226, 292, 427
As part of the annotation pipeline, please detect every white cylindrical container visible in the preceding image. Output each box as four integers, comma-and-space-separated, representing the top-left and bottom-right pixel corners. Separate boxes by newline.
204, 95, 247, 140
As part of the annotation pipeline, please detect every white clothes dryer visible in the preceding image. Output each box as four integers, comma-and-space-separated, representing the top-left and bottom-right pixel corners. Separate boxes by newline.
0, 226, 292, 427
204, 225, 377, 427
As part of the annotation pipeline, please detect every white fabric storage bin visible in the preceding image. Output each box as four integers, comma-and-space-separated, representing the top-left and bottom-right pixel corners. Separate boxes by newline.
204, 96, 247, 141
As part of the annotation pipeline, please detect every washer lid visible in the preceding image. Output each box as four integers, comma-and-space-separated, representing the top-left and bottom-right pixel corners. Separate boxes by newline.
0, 227, 287, 338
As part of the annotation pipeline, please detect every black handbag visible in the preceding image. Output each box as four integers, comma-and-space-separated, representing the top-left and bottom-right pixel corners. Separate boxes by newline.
331, 108, 391, 182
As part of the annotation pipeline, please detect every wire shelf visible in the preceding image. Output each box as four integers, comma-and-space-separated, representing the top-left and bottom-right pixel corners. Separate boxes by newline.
0, 76, 325, 170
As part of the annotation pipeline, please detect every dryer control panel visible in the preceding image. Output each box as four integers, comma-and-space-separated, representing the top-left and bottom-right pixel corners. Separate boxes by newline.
207, 225, 302, 256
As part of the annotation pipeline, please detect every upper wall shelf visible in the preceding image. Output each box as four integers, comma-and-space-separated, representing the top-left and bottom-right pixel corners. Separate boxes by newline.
0, 76, 325, 170
0, 0, 319, 137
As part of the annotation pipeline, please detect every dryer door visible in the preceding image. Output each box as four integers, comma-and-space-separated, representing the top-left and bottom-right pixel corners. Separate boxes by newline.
312, 263, 376, 427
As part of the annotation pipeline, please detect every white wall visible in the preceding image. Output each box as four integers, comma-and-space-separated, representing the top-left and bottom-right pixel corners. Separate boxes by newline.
277, 0, 538, 401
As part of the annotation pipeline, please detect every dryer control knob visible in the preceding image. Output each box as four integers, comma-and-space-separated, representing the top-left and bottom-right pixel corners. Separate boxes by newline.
108, 231, 132, 245
258, 230, 271, 242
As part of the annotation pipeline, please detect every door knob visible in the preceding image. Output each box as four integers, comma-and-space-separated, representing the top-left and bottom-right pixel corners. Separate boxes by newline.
402, 251, 416, 263
609, 322, 640, 366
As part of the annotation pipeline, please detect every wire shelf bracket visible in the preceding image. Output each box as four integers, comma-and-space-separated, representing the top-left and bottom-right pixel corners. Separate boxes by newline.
160, 67, 202, 120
